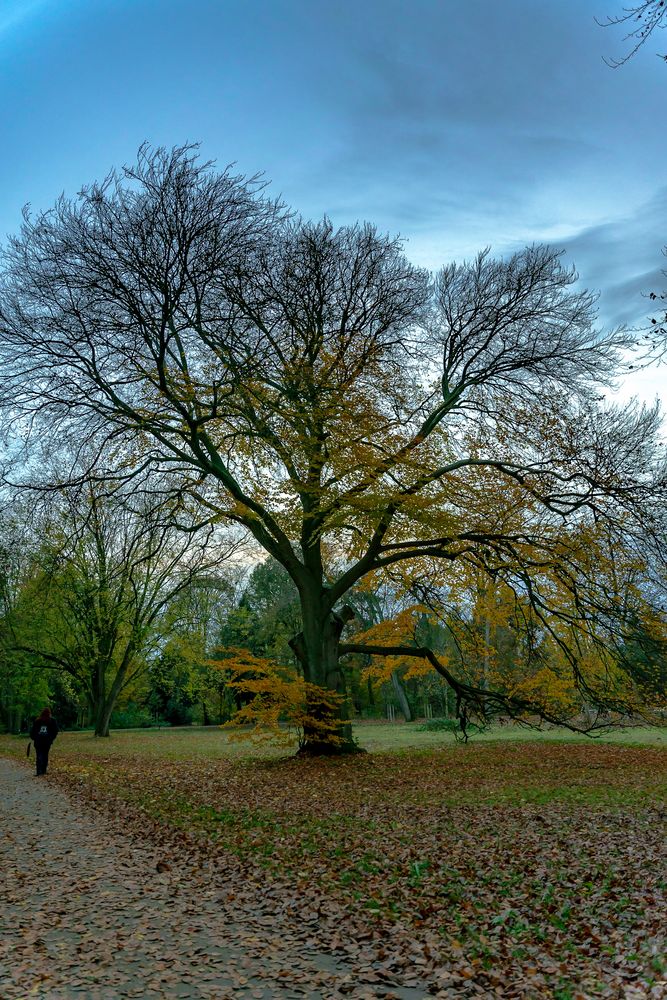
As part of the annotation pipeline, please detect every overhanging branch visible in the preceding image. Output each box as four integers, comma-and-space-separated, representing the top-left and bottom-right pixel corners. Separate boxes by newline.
339, 641, 609, 737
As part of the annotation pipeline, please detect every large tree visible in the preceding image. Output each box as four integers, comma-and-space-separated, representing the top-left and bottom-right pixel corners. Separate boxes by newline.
0, 146, 665, 752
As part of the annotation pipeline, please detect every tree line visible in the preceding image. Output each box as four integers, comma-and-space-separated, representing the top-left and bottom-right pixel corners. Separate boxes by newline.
4, 488, 663, 741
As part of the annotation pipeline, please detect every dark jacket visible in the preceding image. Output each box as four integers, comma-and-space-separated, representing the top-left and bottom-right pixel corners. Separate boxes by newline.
30, 717, 59, 744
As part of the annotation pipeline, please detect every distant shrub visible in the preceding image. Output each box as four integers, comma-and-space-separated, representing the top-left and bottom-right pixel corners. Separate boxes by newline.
110, 703, 154, 729
163, 699, 194, 726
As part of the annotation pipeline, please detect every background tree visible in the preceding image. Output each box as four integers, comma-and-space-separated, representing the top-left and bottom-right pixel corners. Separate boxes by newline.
12, 479, 240, 736
0, 510, 54, 732
219, 559, 301, 663
346, 581, 416, 721
147, 570, 238, 725
1, 146, 665, 752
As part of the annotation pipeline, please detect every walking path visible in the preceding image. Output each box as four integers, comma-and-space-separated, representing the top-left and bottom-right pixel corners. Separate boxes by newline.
0, 760, 428, 1000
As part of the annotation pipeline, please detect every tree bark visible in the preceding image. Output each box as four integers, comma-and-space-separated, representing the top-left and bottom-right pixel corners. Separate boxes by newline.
93, 699, 114, 737
289, 603, 363, 755
391, 670, 412, 722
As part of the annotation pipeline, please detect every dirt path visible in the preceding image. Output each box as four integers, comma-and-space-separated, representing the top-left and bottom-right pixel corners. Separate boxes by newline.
0, 759, 428, 1000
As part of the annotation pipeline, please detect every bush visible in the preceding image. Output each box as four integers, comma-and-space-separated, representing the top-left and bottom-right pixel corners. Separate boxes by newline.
162, 698, 194, 726
109, 702, 154, 729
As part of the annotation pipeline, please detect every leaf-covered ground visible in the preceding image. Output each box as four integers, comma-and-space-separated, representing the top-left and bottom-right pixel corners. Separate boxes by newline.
0, 758, 425, 999
2, 731, 666, 998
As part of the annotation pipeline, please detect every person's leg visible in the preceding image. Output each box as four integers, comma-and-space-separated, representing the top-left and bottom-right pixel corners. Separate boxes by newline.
35, 745, 46, 775
43, 745, 50, 774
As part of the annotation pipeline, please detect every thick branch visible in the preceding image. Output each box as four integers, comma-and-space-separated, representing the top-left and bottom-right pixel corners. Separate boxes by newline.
339, 642, 610, 735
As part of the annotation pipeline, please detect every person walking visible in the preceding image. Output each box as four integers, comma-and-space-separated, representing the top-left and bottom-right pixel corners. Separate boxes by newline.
30, 708, 59, 776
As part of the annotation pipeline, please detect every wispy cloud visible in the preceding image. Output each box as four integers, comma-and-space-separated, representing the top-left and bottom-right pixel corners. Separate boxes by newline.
556, 187, 667, 329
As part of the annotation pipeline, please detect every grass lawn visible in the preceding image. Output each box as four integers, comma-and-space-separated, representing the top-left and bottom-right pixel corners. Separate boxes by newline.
2, 721, 665, 997
2, 718, 665, 761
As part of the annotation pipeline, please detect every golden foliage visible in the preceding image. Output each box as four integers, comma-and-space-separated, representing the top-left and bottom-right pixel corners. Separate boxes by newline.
509, 667, 578, 715
215, 647, 344, 748
350, 605, 440, 683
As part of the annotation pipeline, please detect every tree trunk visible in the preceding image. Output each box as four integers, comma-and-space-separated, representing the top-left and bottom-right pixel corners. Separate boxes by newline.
289, 602, 363, 755
483, 617, 491, 691
391, 670, 412, 722
91, 677, 118, 736
92, 648, 134, 737
10, 706, 21, 734
93, 700, 114, 737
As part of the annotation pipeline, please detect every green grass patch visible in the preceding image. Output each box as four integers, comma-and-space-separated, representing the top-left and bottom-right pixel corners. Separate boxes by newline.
2, 719, 665, 763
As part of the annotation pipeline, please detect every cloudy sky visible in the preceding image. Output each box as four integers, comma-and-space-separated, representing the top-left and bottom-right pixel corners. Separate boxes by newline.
1, 0, 665, 398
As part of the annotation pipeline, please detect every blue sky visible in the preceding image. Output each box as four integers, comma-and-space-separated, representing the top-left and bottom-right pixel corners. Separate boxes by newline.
1, 0, 665, 396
